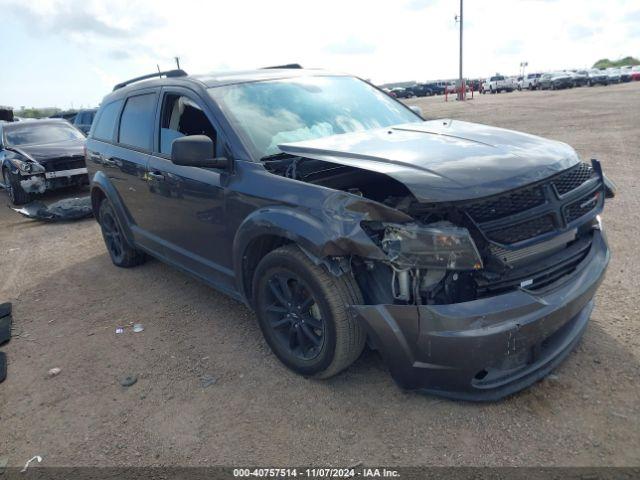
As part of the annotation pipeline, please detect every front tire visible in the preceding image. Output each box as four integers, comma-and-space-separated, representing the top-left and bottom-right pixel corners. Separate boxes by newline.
98, 199, 146, 267
2, 168, 31, 205
253, 245, 365, 379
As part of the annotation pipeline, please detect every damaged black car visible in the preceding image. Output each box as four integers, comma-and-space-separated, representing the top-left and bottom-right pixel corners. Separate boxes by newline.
86, 68, 612, 400
1, 119, 88, 205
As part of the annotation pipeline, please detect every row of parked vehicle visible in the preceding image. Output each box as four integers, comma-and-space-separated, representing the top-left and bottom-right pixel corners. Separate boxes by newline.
383, 65, 640, 98
514, 65, 640, 91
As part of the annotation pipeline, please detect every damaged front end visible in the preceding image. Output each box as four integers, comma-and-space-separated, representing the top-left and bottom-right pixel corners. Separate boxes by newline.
9, 159, 48, 194
311, 159, 610, 400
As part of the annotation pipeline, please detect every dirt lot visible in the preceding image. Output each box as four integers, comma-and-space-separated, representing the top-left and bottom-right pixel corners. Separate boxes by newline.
1, 82, 639, 468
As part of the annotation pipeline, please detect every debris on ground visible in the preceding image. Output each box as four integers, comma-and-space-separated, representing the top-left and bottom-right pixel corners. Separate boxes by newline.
133, 324, 144, 333
0, 456, 8, 475
11, 197, 93, 222
200, 374, 217, 388
0, 352, 7, 383
0, 302, 11, 345
20, 455, 42, 473
120, 375, 138, 387
47, 367, 61, 378
115, 327, 124, 334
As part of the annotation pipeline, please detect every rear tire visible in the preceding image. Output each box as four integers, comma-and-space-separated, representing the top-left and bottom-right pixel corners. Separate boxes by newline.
98, 199, 146, 268
2, 168, 31, 206
253, 245, 365, 379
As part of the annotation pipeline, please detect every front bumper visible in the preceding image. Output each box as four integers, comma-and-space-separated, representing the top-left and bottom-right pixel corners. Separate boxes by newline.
350, 231, 609, 401
20, 169, 89, 193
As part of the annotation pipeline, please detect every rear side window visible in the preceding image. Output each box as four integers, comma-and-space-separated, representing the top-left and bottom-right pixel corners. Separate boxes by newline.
92, 100, 123, 141
118, 93, 156, 150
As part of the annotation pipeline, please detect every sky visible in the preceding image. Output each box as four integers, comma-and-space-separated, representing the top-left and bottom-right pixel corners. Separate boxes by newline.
1, 0, 638, 109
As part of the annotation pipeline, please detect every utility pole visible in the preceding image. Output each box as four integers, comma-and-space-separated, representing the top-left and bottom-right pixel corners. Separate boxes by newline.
457, 0, 464, 100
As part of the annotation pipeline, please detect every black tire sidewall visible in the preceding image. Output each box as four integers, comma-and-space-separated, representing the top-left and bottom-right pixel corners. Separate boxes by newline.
254, 254, 338, 377
98, 199, 125, 265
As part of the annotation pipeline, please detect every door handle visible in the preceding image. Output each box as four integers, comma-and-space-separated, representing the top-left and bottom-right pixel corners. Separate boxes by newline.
147, 172, 165, 181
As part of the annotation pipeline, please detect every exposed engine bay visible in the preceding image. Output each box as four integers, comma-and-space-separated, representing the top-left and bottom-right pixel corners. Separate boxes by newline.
264, 154, 608, 307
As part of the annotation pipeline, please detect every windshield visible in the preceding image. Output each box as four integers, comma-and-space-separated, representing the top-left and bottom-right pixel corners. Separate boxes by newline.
4, 122, 84, 146
208, 76, 420, 159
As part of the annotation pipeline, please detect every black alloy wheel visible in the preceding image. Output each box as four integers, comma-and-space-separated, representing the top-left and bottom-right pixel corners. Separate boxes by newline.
253, 245, 365, 378
262, 270, 325, 361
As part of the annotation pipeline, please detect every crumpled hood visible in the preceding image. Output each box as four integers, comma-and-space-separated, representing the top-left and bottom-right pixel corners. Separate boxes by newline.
12, 139, 85, 164
279, 119, 580, 202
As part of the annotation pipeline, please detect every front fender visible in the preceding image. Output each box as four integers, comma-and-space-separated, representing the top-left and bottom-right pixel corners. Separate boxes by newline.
90, 170, 135, 246
232, 197, 403, 301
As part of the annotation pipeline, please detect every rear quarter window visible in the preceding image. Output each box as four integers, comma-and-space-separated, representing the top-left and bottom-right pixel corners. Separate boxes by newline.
92, 100, 123, 141
118, 93, 157, 151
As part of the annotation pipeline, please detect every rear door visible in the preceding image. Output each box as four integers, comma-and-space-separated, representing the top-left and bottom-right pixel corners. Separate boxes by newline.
140, 87, 234, 291
87, 89, 159, 246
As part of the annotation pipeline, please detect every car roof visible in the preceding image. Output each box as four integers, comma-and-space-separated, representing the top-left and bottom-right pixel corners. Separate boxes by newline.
103, 68, 350, 103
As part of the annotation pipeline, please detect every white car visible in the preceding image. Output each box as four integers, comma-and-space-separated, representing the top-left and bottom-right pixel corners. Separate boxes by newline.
483, 74, 515, 93
518, 73, 542, 90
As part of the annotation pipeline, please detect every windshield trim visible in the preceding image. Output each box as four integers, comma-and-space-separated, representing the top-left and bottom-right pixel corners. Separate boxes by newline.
208, 74, 422, 162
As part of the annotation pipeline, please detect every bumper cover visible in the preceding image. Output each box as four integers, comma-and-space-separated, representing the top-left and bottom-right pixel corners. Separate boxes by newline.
350, 231, 609, 401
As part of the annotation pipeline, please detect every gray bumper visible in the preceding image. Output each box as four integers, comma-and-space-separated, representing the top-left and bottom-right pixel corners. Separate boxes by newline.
350, 231, 609, 401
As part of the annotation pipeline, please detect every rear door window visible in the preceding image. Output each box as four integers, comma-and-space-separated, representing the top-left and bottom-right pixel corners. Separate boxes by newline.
93, 100, 123, 141
118, 93, 157, 150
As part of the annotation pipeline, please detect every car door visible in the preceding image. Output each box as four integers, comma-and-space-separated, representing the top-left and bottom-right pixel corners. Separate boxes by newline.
141, 87, 234, 291
86, 93, 158, 237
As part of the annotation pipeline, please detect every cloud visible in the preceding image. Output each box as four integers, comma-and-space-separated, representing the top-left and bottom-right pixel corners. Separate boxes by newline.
107, 49, 132, 60
623, 10, 640, 24
568, 24, 602, 40
495, 40, 524, 56
405, 0, 434, 10
325, 37, 376, 55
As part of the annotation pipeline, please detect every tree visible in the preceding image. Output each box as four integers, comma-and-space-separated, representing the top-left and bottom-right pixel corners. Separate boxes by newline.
593, 56, 640, 69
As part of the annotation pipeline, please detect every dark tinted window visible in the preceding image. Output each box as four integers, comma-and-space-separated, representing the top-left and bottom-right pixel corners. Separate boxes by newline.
93, 100, 123, 141
118, 94, 156, 150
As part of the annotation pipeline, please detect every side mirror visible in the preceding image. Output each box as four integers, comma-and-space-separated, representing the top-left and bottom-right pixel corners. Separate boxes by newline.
171, 135, 228, 169
409, 105, 423, 118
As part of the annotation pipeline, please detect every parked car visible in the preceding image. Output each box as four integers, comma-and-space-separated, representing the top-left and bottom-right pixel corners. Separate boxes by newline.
49, 110, 79, 123
538, 72, 574, 90
606, 68, 621, 84
467, 79, 483, 92
483, 74, 515, 93
631, 65, 640, 81
1, 119, 88, 204
587, 69, 609, 86
86, 67, 612, 401
569, 70, 589, 87
410, 83, 434, 97
73, 108, 97, 135
518, 73, 542, 90
424, 82, 446, 95
619, 66, 632, 82
390, 87, 414, 99
0, 106, 14, 122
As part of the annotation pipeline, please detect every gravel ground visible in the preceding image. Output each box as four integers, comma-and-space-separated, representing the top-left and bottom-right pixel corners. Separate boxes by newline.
0, 82, 638, 468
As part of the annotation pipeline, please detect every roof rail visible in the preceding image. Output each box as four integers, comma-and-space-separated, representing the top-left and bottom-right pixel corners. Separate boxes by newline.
113, 69, 188, 91
262, 64, 302, 69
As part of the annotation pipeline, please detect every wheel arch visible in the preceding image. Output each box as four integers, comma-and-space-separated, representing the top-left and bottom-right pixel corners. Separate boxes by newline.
90, 171, 135, 246
233, 207, 345, 306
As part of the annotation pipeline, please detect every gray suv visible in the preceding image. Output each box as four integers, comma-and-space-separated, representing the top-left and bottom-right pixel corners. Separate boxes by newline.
85, 67, 612, 400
